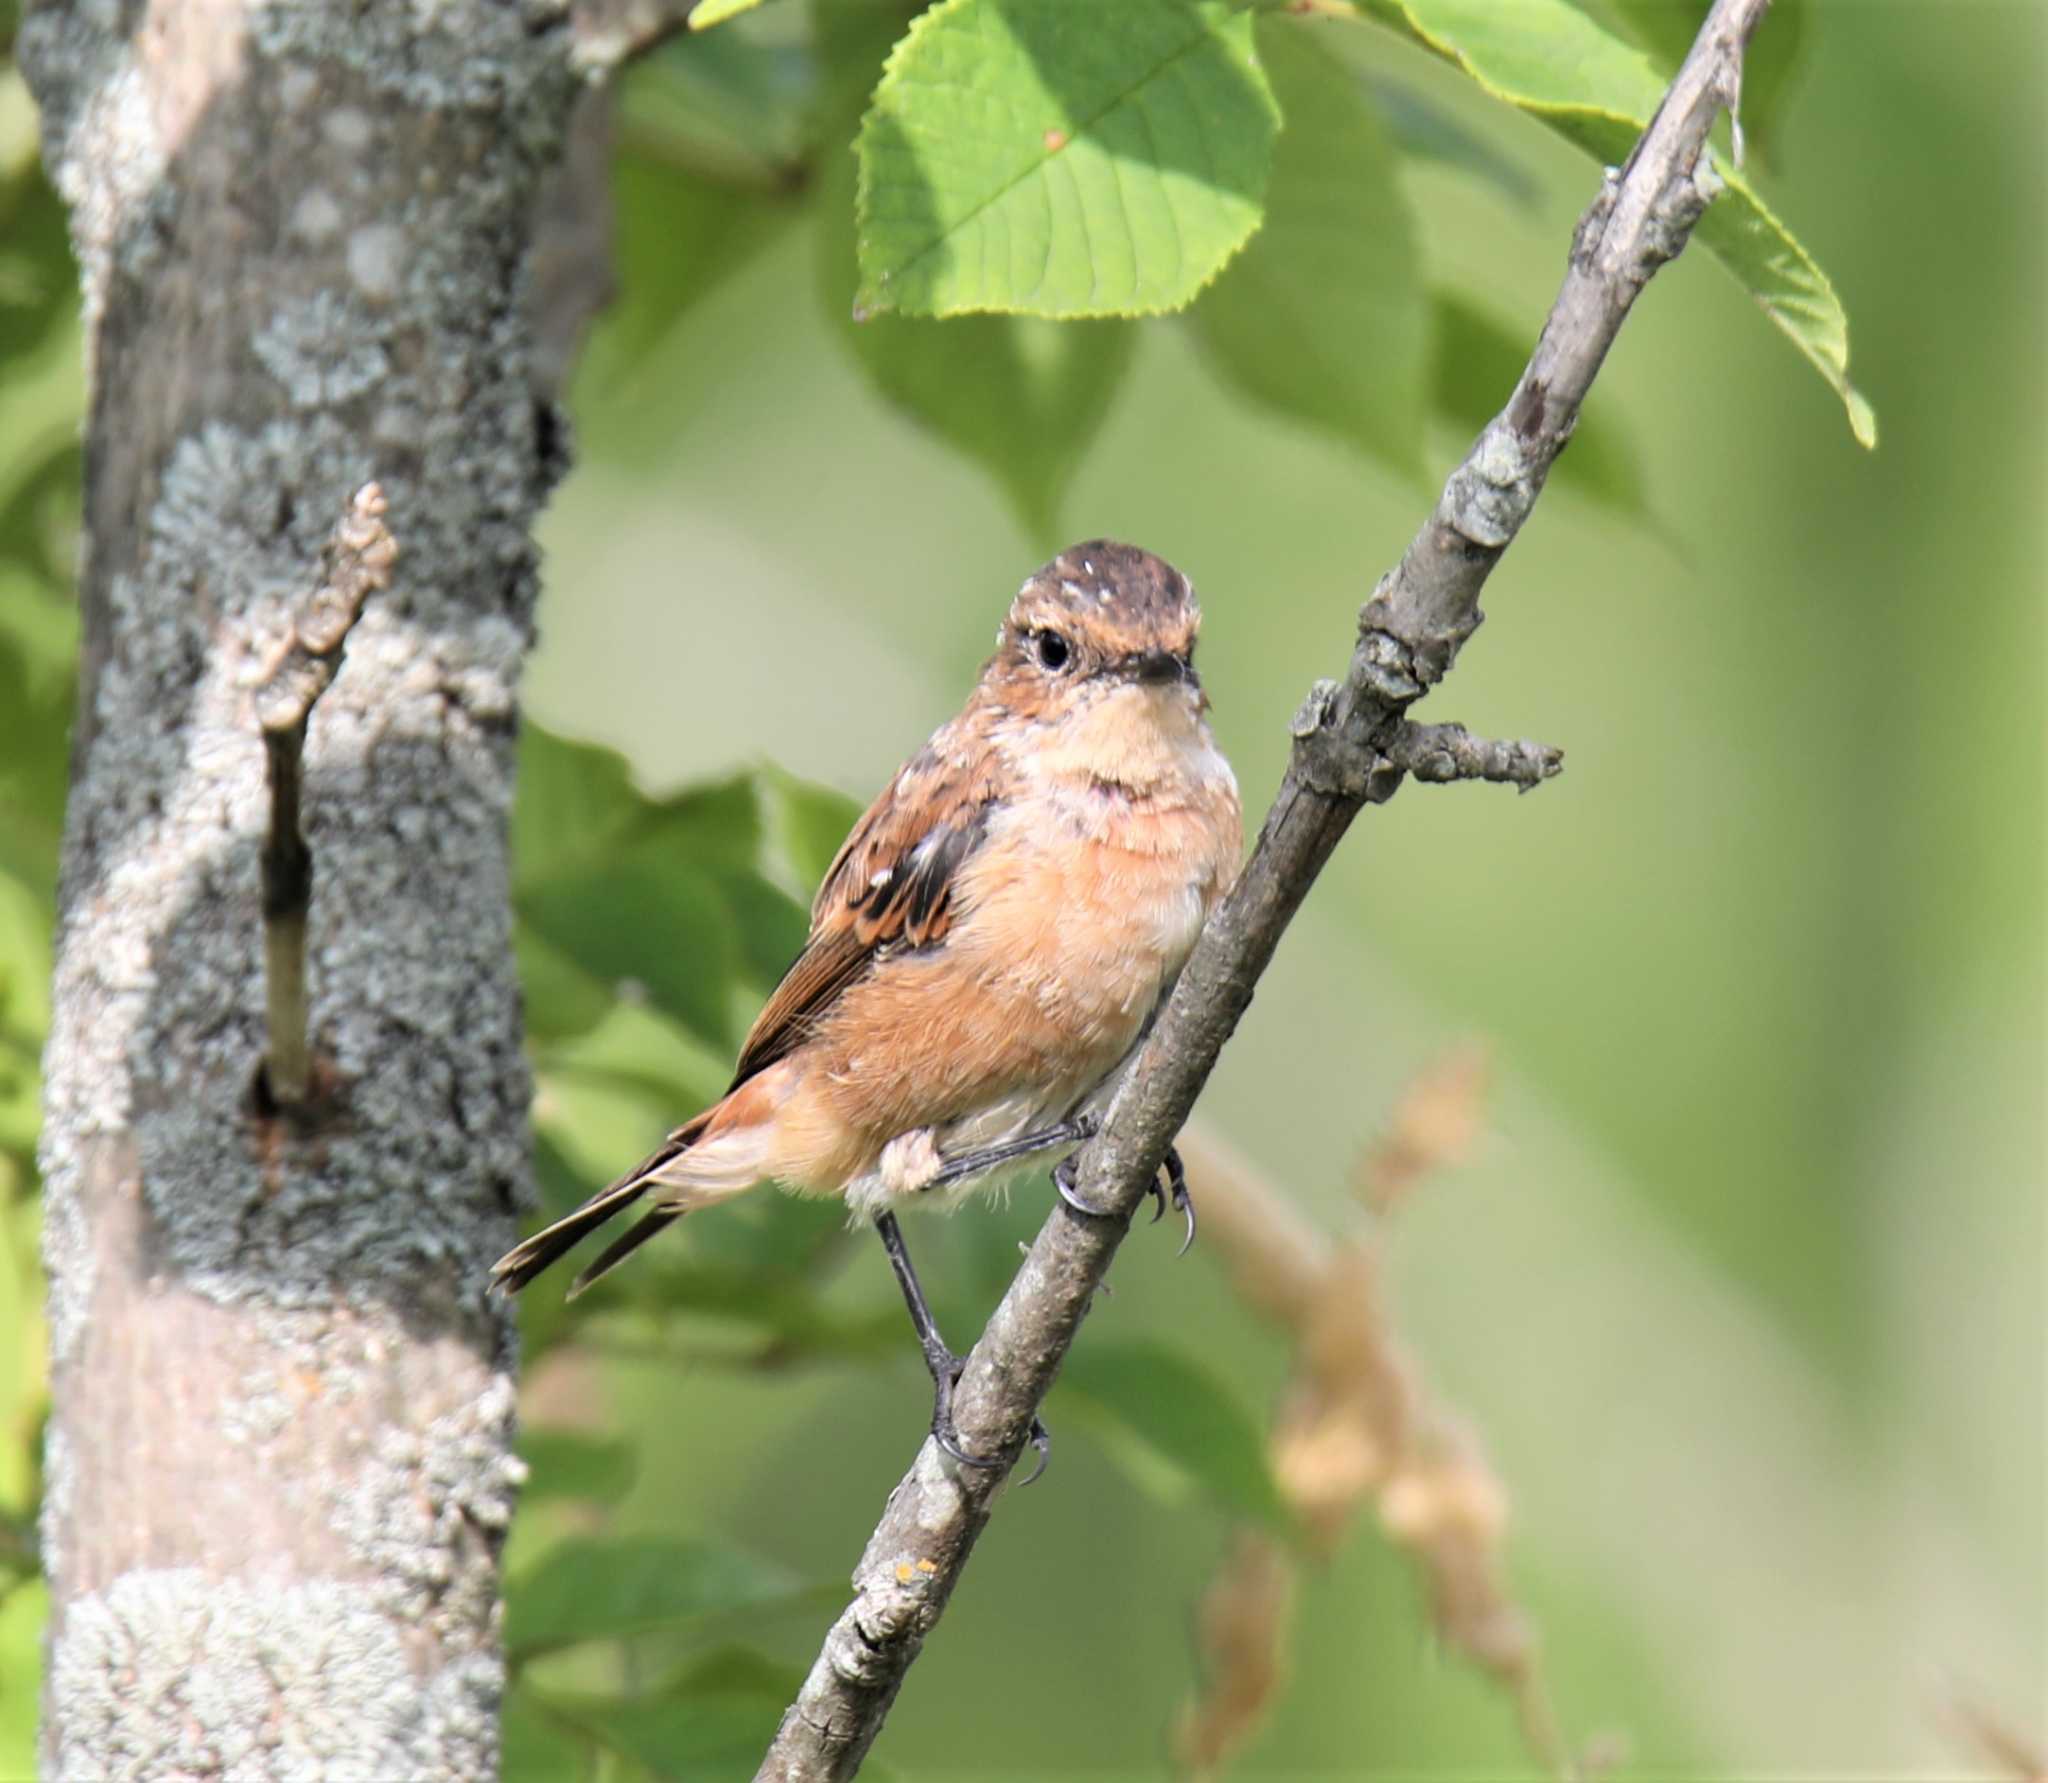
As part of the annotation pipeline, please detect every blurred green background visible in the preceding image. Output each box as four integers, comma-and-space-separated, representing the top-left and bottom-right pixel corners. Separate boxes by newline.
1, 1, 2042, 1777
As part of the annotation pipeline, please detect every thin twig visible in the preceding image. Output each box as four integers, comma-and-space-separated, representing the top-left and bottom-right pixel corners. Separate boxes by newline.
758, 4, 1770, 1775
1385, 720, 1562, 791
253, 483, 395, 1107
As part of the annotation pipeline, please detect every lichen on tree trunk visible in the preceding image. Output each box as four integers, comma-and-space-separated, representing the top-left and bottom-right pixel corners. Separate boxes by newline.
20, 2, 578, 1773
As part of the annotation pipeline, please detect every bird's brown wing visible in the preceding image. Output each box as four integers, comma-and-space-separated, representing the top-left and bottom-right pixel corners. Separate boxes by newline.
727, 729, 997, 1087
493, 726, 998, 1297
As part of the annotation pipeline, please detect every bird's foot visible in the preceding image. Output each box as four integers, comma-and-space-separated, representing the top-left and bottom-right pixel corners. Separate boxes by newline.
1054, 1143, 1195, 1257
920, 1341, 1052, 1485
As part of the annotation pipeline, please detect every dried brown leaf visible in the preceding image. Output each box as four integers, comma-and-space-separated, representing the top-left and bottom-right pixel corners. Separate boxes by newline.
1358, 1042, 1490, 1213
1175, 1531, 1295, 1780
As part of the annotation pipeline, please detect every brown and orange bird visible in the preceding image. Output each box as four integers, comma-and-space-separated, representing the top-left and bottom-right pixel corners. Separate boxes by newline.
493, 542, 1241, 1466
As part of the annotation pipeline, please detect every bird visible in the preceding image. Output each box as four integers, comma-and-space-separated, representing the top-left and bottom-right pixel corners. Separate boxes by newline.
492, 541, 1242, 1470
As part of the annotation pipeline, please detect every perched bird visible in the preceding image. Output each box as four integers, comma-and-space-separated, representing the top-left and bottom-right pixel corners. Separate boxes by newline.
492, 542, 1241, 1466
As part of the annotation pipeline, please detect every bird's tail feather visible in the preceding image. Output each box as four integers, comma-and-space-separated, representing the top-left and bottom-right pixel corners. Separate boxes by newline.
490, 1113, 711, 1295
568, 1207, 686, 1299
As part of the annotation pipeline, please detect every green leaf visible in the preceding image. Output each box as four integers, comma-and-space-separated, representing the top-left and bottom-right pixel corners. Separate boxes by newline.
505, 1534, 805, 1660
1056, 1338, 1287, 1527
518, 1428, 639, 1505
521, 850, 741, 1051
1345, 0, 1875, 446
516, 924, 618, 1045
0, 172, 74, 370
855, 0, 1280, 319
820, 117, 1136, 535
1430, 288, 1649, 521
1187, 20, 1426, 477
502, 1683, 597, 1783
691, 0, 774, 30
758, 766, 862, 901
640, 773, 765, 870
514, 727, 645, 894
564, 1692, 784, 1782
1602, 0, 1808, 166
0, 625, 71, 899
1363, 71, 1540, 207
0, 1578, 47, 1779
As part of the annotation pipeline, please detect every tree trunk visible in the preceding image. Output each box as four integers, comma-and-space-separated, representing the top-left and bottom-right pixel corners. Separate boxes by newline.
21, 3, 575, 1772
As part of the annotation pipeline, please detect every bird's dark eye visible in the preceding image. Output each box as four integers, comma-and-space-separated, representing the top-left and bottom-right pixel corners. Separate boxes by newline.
1034, 630, 1071, 672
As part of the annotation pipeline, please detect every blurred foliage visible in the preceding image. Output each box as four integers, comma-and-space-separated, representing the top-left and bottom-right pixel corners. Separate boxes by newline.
0, 2, 2037, 1781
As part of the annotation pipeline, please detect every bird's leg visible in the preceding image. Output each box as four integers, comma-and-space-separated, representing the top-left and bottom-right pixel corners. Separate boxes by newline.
923, 1114, 1100, 1192
1055, 1141, 1196, 1256
873, 1210, 1051, 1480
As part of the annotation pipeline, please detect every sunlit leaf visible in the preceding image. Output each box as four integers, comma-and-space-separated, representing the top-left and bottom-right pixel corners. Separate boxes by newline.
1188, 21, 1426, 477
1057, 1339, 1288, 1527
1341, 0, 1875, 445
505, 1533, 806, 1660
820, 96, 1135, 535
691, 0, 775, 32
855, 0, 1279, 318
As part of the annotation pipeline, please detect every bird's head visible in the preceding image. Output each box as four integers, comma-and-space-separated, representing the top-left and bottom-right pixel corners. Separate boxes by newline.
986, 540, 1203, 716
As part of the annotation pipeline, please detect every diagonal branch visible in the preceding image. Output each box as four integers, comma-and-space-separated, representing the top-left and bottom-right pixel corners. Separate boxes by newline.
758, 2, 1772, 1775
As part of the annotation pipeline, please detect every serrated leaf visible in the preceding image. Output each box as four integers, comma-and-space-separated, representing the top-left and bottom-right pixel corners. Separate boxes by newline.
505, 1534, 805, 1660
855, 0, 1280, 319
518, 1428, 639, 1505
820, 120, 1135, 535
1188, 21, 1425, 477
1344, 0, 1874, 446
1430, 288, 1649, 521
1057, 1338, 1288, 1528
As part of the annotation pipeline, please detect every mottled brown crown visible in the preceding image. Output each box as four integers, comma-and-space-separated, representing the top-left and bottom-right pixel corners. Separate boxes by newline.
1004, 540, 1200, 662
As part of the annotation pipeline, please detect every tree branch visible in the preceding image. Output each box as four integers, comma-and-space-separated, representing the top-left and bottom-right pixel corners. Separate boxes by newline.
252, 483, 396, 1109
759, 2, 1771, 1774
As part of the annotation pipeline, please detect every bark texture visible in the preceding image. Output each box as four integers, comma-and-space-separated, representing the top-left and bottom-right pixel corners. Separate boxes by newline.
22, 2, 577, 1773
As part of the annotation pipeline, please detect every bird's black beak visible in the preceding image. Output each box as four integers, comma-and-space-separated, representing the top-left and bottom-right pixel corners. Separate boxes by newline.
1127, 647, 1193, 687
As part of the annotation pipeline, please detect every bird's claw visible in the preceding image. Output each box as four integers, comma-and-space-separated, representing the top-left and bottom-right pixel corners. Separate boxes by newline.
922, 1342, 1053, 1482
1161, 1143, 1196, 1258
1055, 1146, 1195, 1257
